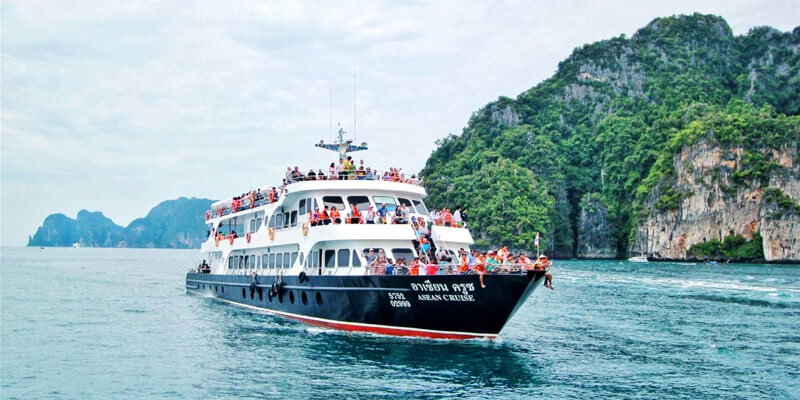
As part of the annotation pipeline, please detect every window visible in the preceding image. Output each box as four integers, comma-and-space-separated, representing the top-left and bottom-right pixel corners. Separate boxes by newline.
302, 292, 308, 305
392, 248, 415, 264
244, 255, 249, 269
398, 198, 414, 213
275, 214, 283, 230
256, 218, 263, 229
373, 196, 397, 212
310, 250, 319, 268
323, 196, 345, 210
316, 292, 323, 306
299, 252, 304, 266
290, 211, 298, 227
268, 216, 274, 229
338, 249, 350, 267
249, 255, 255, 269
299, 199, 306, 215
291, 252, 298, 266
283, 252, 290, 268
283, 213, 290, 229
249, 220, 256, 232
308, 198, 316, 213
352, 251, 361, 267
267, 253, 274, 268
347, 196, 371, 211
262, 254, 268, 268
276, 253, 283, 268
289, 291, 295, 304
228, 257, 233, 268
412, 199, 428, 215
324, 250, 335, 268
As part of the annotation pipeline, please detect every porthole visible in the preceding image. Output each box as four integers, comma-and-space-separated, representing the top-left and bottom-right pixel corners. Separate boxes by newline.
289, 291, 295, 304
242, 288, 246, 299
316, 292, 323, 306
302, 292, 308, 305
221, 286, 224, 293
215, 286, 218, 293
278, 291, 284, 303
250, 289, 254, 300
258, 289, 263, 302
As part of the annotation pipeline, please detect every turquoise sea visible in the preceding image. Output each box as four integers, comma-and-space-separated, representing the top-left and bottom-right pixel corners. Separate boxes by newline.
1, 247, 799, 399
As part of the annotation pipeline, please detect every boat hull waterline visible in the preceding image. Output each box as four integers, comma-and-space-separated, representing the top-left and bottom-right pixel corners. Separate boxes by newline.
186, 270, 546, 339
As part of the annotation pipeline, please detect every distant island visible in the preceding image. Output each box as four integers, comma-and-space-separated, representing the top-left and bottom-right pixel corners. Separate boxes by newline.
420, 13, 799, 262
28, 197, 214, 249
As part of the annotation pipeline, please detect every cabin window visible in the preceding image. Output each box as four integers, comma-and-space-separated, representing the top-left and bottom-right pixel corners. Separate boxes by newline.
323, 196, 345, 211
291, 252, 298, 266
243, 255, 249, 269
347, 196, 371, 212
290, 211, 298, 227
398, 198, 414, 212
337, 249, 350, 267
256, 218, 263, 229
268, 216, 274, 229
392, 248, 415, 264
262, 253, 268, 268
299, 252, 304, 266
324, 250, 335, 268
283, 213, 290, 229
310, 250, 319, 268
309, 198, 317, 213
351, 250, 361, 267
228, 257, 233, 268
249, 255, 255, 269
276, 253, 283, 268
269, 253, 276, 268
412, 199, 428, 215
239, 256, 245, 269
283, 252, 290, 268
373, 196, 397, 212
274, 214, 283, 230
299, 199, 306, 215
249, 220, 256, 233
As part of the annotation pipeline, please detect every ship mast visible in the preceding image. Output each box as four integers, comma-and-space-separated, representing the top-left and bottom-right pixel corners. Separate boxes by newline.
315, 127, 368, 162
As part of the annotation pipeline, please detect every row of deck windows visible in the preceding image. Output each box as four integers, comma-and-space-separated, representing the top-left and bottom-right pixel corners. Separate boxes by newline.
228, 252, 300, 269
226, 247, 416, 270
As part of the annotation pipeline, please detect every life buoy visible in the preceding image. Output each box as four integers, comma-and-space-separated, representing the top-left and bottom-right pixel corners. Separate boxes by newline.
268, 228, 275, 241
229, 235, 234, 244
246, 232, 251, 243
301, 222, 309, 236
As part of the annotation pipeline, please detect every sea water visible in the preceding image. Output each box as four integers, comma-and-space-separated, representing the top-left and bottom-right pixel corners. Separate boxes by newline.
1, 247, 799, 399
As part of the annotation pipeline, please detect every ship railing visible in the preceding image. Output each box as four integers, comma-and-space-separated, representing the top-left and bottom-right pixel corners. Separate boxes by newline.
285, 169, 423, 187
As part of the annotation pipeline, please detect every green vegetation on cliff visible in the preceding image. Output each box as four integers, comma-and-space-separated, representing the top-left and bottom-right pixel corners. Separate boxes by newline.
421, 14, 800, 257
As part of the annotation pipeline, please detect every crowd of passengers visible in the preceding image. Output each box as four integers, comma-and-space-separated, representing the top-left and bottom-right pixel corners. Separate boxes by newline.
359, 246, 554, 289
284, 157, 423, 185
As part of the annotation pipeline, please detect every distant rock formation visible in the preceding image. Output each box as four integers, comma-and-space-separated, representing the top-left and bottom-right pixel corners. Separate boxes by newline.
28, 197, 215, 249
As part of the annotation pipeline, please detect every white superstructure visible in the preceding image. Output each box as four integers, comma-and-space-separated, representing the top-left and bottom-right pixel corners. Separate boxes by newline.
199, 133, 473, 278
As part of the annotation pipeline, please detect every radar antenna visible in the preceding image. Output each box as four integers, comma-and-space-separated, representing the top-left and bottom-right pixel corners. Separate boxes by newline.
315, 126, 368, 162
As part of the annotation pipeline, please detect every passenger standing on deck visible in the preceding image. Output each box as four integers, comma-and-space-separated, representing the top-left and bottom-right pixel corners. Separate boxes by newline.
365, 206, 376, 224
454, 207, 463, 228
329, 163, 336, 180
377, 203, 388, 224
320, 206, 331, 225
330, 207, 341, 224
363, 249, 377, 274
425, 259, 438, 276
409, 258, 421, 275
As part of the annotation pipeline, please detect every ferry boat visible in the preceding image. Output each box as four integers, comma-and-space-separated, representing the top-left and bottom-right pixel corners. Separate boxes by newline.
185, 131, 548, 340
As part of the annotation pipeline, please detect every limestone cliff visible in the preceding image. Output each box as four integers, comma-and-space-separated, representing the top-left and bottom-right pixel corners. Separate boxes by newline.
633, 138, 799, 262
577, 193, 617, 258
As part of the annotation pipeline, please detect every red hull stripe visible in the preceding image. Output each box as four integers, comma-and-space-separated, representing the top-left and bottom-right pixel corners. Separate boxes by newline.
203, 291, 497, 340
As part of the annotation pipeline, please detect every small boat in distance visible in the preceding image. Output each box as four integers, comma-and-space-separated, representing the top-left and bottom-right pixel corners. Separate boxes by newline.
72, 242, 81, 248
185, 130, 549, 339
628, 255, 648, 263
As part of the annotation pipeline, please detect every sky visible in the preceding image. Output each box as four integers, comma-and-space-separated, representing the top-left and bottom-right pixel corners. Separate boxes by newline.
1, 0, 798, 246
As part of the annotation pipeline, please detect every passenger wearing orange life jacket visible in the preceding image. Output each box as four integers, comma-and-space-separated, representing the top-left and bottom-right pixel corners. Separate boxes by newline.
269, 187, 277, 203
330, 207, 341, 224
320, 207, 331, 225
309, 210, 318, 227
458, 251, 469, 274
443, 208, 453, 227
349, 205, 362, 224
518, 253, 533, 270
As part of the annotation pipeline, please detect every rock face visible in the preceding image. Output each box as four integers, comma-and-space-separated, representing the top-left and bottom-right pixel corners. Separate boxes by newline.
634, 139, 800, 262
577, 194, 617, 258
28, 197, 215, 248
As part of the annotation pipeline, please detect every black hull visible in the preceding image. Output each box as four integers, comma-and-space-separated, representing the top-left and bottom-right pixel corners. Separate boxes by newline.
185, 271, 545, 339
